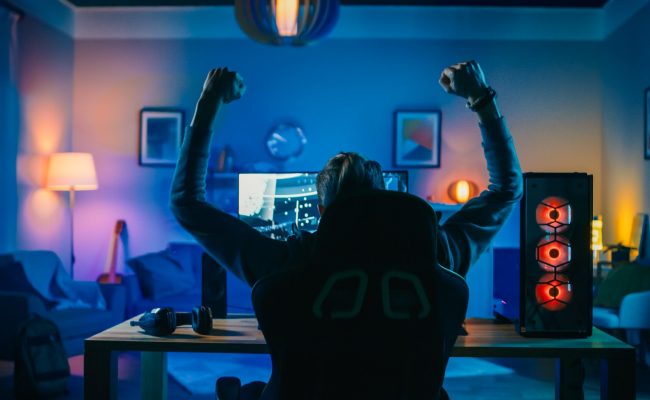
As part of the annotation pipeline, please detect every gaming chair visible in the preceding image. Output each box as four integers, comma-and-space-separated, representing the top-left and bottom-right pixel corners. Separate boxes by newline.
217, 190, 469, 400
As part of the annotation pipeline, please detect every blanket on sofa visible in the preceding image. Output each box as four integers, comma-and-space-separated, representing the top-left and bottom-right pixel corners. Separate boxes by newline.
10, 251, 106, 310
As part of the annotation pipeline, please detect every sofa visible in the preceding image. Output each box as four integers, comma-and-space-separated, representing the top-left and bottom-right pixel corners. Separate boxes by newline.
123, 242, 227, 318
0, 251, 126, 360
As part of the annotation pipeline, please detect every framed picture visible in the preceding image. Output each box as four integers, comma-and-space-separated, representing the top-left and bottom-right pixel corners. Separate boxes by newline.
645, 88, 650, 160
394, 110, 441, 168
139, 108, 184, 166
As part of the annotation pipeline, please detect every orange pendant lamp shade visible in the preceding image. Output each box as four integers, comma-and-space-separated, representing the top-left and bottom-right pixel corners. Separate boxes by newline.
235, 0, 340, 46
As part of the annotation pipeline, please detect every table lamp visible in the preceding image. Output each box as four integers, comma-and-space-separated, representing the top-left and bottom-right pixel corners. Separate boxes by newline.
447, 179, 478, 204
47, 152, 98, 279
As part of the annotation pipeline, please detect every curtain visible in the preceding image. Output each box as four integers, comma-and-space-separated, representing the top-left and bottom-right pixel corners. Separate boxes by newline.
0, 7, 19, 252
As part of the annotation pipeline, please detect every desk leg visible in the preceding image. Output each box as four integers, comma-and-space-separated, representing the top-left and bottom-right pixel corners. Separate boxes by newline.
600, 352, 635, 400
555, 358, 585, 400
141, 351, 167, 400
84, 347, 117, 400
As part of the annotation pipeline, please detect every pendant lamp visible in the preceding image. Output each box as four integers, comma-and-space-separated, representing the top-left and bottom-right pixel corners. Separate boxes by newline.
235, 0, 340, 46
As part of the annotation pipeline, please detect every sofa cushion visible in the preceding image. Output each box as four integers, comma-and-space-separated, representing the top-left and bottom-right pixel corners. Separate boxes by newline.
127, 250, 195, 300
0, 261, 57, 309
594, 261, 650, 308
129, 289, 202, 316
592, 307, 620, 329
167, 243, 204, 283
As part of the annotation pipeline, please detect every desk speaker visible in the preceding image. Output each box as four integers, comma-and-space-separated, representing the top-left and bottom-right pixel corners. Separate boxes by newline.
519, 173, 592, 337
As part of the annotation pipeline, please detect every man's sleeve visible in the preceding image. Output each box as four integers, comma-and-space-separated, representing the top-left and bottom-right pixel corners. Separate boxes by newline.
437, 117, 523, 277
170, 126, 290, 286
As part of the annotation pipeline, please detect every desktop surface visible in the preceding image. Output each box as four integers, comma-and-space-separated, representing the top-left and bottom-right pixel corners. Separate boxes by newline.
85, 316, 636, 400
87, 316, 632, 357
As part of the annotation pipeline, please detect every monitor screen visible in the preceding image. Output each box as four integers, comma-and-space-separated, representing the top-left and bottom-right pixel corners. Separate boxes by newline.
238, 171, 408, 240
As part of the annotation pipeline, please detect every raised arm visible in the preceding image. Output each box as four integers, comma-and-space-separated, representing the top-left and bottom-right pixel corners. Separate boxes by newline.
170, 68, 290, 286
436, 61, 523, 277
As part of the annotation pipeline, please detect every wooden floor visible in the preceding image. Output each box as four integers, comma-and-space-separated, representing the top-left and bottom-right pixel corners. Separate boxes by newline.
1, 353, 649, 399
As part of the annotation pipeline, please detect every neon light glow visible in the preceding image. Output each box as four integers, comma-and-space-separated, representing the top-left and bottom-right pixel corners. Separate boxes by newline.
536, 235, 571, 272
535, 273, 572, 311
536, 196, 571, 233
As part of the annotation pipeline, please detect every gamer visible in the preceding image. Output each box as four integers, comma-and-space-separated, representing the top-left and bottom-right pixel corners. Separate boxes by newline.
170, 60, 522, 286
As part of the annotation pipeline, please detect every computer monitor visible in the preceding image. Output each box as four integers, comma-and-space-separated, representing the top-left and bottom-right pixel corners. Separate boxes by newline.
238, 171, 408, 240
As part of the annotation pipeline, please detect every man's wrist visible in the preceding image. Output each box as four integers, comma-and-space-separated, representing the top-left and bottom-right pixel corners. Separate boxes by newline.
476, 100, 501, 124
190, 97, 223, 131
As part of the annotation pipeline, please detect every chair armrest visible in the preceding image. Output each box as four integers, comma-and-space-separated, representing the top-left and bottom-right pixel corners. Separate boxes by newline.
0, 291, 48, 318
619, 290, 650, 329
99, 284, 127, 322
69, 280, 107, 309
121, 274, 145, 317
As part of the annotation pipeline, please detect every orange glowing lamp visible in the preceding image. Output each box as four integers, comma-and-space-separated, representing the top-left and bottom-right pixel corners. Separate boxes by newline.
447, 180, 478, 204
275, 0, 299, 36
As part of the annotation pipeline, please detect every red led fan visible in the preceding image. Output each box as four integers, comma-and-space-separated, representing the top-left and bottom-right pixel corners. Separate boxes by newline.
535, 196, 571, 233
536, 235, 571, 272
535, 273, 573, 311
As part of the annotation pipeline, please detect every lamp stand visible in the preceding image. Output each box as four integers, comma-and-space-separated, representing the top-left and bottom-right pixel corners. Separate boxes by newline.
69, 187, 76, 279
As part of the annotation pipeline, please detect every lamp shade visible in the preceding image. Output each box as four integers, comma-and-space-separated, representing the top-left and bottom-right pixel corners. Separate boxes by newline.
235, 0, 340, 46
47, 152, 98, 191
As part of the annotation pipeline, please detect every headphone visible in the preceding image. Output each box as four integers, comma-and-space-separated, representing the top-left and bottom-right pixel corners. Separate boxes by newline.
130, 306, 213, 336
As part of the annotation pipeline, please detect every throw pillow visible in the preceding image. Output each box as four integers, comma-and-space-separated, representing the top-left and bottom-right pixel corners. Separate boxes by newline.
0, 261, 58, 309
594, 262, 650, 308
127, 250, 195, 300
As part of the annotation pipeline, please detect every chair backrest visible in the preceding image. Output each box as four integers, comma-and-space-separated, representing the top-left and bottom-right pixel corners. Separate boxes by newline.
252, 190, 469, 400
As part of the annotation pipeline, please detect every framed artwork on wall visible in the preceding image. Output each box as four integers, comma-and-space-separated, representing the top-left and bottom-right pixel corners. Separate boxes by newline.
645, 88, 650, 160
139, 108, 184, 166
394, 110, 441, 168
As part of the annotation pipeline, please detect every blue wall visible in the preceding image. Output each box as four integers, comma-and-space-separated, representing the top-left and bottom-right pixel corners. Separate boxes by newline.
0, 9, 18, 253
65, 36, 604, 316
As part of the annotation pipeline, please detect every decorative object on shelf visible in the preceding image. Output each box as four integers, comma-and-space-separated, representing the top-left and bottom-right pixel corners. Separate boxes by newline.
645, 88, 650, 160
46, 152, 98, 279
591, 215, 603, 252
235, 0, 340, 46
447, 179, 478, 204
394, 110, 441, 168
139, 108, 184, 166
216, 145, 235, 172
266, 123, 307, 161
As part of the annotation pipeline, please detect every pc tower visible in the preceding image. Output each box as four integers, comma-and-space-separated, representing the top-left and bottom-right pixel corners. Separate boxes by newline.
519, 173, 593, 337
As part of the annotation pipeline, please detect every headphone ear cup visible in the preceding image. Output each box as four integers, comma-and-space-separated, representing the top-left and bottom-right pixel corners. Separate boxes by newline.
192, 306, 213, 335
161, 307, 177, 335
134, 307, 176, 336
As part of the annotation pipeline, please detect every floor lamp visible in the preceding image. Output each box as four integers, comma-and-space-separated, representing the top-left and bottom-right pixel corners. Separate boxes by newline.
47, 153, 98, 279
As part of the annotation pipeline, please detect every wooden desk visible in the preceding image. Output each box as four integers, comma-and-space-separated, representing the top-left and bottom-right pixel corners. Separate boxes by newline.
85, 317, 635, 400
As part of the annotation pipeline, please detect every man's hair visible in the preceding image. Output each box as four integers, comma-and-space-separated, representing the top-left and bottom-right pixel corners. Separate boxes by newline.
316, 152, 385, 207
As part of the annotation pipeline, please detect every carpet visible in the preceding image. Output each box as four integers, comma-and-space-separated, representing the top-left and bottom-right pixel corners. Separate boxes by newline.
167, 353, 514, 395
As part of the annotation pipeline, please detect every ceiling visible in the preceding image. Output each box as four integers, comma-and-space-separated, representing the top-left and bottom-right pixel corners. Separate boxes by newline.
66, 0, 610, 8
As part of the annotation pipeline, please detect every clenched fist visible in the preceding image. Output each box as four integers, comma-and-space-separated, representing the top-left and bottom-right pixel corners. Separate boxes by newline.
200, 67, 246, 105
439, 60, 489, 104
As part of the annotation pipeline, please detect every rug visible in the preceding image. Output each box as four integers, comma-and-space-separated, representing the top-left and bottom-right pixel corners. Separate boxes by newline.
167, 353, 514, 395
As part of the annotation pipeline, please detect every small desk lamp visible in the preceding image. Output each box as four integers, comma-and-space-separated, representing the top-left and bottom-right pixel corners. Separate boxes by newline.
47, 152, 98, 279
